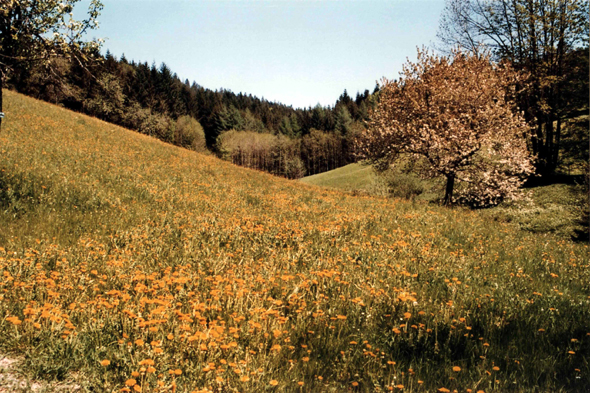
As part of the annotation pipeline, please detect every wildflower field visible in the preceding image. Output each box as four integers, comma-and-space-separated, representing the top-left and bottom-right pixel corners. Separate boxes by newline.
0, 90, 588, 392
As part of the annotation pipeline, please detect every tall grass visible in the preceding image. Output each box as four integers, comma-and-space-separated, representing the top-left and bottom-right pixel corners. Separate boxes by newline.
0, 90, 588, 392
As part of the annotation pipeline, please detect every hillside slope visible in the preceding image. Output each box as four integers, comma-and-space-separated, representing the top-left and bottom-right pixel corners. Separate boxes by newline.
0, 90, 588, 392
300, 163, 380, 192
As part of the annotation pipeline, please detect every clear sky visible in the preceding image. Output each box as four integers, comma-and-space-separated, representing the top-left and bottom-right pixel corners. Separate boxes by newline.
82, 0, 446, 109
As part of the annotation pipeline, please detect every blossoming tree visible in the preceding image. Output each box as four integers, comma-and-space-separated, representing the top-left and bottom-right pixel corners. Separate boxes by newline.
359, 48, 535, 206
0, 0, 103, 129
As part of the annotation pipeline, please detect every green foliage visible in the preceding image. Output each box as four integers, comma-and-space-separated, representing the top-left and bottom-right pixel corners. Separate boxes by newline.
334, 105, 353, 136
175, 115, 206, 152
84, 74, 126, 123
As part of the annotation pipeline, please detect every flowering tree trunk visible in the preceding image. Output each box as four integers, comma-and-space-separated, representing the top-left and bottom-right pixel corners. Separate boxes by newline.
444, 174, 455, 206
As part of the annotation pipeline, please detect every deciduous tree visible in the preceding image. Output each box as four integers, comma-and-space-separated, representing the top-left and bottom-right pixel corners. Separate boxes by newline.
0, 0, 103, 129
359, 48, 534, 206
437, 0, 589, 176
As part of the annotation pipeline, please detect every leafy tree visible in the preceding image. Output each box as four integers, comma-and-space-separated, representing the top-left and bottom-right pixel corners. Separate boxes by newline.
175, 115, 206, 151
0, 0, 103, 129
334, 105, 353, 136
359, 48, 534, 206
84, 73, 126, 123
437, 0, 589, 176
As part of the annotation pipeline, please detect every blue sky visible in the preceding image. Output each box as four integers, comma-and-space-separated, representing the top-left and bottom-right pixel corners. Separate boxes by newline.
83, 0, 446, 109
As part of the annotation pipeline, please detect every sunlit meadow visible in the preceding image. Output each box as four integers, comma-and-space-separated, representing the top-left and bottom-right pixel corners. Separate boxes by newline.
0, 90, 588, 392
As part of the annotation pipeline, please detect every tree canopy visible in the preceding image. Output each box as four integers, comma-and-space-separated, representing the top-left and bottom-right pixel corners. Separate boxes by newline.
437, 0, 589, 176
359, 48, 534, 206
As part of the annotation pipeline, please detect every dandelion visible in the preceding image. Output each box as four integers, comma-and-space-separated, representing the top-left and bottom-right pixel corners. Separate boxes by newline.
125, 379, 137, 387
403, 312, 411, 319
302, 357, 309, 362
100, 359, 110, 366
270, 380, 279, 386
6, 316, 22, 325
492, 366, 500, 371
352, 381, 359, 386
452, 366, 461, 372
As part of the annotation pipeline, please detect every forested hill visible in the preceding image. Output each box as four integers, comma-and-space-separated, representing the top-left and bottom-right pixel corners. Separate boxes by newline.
10, 50, 375, 176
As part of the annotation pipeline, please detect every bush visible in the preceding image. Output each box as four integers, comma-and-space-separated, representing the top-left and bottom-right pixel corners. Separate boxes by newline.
175, 115, 206, 152
381, 170, 425, 200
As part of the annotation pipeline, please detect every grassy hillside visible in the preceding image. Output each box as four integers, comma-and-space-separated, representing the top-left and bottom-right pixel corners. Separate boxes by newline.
300, 163, 380, 192
301, 163, 588, 240
0, 90, 589, 392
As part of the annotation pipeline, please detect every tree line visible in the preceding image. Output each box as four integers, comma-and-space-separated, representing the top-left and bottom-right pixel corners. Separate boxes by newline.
5, 47, 374, 178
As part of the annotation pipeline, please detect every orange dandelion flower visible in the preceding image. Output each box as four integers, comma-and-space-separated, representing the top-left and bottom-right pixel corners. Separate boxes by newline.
269, 380, 279, 386
568, 351, 575, 355
147, 367, 156, 373
452, 366, 461, 372
302, 357, 309, 362
438, 388, 450, 393
492, 366, 500, 371
100, 360, 110, 366
125, 379, 137, 387
174, 369, 182, 375
352, 381, 359, 386
298, 381, 304, 386
133, 385, 141, 392
240, 375, 250, 382
403, 312, 411, 319
396, 384, 404, 389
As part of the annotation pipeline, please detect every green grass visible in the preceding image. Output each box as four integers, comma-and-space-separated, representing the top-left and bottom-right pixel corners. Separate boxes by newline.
0, 90, 589, 392
301, 162, 588, 240
300, 163, 380, 192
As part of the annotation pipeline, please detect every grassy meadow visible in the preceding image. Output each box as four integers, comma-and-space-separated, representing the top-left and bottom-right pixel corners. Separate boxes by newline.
0, 89, 589, 392
302, 163, 588, 241
300, 163, 380, 192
